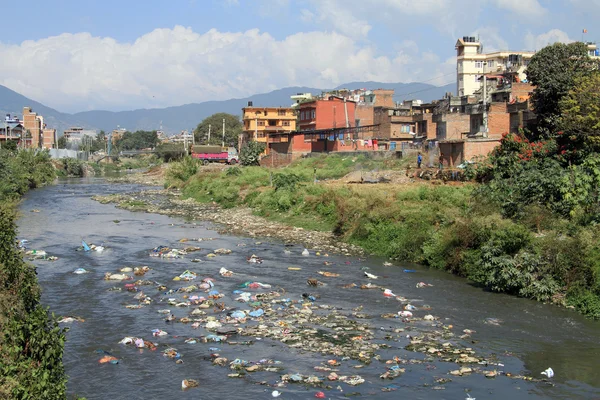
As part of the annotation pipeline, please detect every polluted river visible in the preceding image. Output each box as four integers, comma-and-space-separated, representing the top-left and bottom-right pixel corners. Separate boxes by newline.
18, 178, 600, 400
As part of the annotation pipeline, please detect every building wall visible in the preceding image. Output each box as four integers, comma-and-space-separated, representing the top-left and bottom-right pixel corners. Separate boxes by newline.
463, 140, 500, 162
42, 129, 56, 149
373, 108, 416, 140
509, 82, 534, 102
298, 98, 356, 131
420, 113, 437, 140
440, 139, 501, 167
372, 89, 395, 107
487, 102, 510, 138
436, 113, 470, 141
22, 107, 42, 148
356, 104, 374, 127
242, 107, 296, 143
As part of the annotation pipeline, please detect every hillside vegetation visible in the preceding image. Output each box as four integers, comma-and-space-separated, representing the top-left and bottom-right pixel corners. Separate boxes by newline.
0, 148, 68, 398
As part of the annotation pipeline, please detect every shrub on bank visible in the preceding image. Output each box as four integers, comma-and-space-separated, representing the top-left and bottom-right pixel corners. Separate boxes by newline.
0, 150, 67, 398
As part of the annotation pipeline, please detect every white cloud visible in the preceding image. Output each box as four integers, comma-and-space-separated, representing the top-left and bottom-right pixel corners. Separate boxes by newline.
524, 29, 573, 51
472, 27, 509, 52
305, 0, 464, 39
492, 0, 547, 17
299, 9, 315, 22
0, 26, 454, 112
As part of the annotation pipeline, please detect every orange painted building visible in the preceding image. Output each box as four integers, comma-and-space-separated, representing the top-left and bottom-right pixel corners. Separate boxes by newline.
297, 96, 356, 131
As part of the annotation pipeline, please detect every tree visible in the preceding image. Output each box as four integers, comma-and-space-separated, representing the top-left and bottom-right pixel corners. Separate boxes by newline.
115, 130, 159, 151
57, 136, 67, 149
559, 72, 600, 155
194, 113, 242, 149
526, 42, 599, 137
240, 141, 265, 166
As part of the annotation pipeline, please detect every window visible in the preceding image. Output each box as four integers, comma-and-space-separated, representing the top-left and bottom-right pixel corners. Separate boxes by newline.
458, 61, 463, 68
283, 121, 290, 126
257, 121, 265, 126
475, 61, 483, 68
311, 110, 316, 119
401, 125, 411, 133
278, 109, 286, 116
487, 60, 494, 68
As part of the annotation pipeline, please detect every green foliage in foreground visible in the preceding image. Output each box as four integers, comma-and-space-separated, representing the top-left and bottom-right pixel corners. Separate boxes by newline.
0, 149, 56, 201
0, 150, 67, 398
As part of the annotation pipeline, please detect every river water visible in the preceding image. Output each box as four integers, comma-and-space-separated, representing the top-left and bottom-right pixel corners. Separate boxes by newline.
17, 178, 600, 400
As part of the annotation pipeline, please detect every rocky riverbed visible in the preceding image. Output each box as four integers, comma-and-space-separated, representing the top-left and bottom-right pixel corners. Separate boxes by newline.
93, 189, 364, 256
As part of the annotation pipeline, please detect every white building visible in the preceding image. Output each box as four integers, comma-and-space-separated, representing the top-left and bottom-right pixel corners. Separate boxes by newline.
290, 92, 313, 108
456, 36, 535, 97
456, 36, 600, 97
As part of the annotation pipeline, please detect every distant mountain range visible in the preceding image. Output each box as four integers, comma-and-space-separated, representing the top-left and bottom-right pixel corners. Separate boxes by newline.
0, 82, 454, 135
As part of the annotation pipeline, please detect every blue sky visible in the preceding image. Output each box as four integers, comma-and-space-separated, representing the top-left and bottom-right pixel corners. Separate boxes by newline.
0, 0, 597, 112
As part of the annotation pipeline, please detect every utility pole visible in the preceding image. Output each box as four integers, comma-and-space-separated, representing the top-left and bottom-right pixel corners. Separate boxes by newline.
222, 118, 225, 148
482, 61, 488, 137
208, 124, 211, 144
192, 128, 195, 146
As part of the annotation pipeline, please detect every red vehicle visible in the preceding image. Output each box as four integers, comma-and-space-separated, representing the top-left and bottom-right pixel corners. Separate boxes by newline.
190, 145, 239, 165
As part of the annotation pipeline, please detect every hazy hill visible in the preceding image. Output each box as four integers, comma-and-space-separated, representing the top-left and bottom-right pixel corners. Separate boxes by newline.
0, 82, 454, 135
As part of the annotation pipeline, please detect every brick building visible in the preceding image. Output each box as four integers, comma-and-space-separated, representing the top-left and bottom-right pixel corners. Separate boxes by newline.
297, 96, 356, 131
22, 107, 43, 148
41, 128, 56, 149
355, 89, 395, 127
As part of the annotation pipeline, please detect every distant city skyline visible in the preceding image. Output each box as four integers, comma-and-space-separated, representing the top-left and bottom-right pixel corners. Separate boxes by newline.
0, 0, 596, 113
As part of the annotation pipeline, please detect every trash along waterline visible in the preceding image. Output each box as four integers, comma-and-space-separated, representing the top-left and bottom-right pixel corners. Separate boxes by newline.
17, 178, 600, 400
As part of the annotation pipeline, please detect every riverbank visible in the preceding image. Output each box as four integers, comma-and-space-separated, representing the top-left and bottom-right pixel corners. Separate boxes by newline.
0, 149, 68, 398
98, 152, 600, 320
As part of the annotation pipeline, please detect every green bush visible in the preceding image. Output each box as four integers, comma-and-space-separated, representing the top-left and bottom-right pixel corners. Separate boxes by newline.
62, 158, 84, 177
165, 156, 200, 188
240, 142, 265, 166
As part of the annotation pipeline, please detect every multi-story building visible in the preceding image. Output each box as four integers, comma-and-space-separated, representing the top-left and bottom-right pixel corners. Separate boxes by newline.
297, 96, 356, 131
22, 107, 43, 148
456, 36, 535, 97
241, 104, 296, 152
63, 127, 96, 143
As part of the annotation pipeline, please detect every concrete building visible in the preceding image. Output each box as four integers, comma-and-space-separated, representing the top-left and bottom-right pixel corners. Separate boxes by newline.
63, 127, 96, 143
290, 93, 313, 108
456, 36, 535, 97
241, 103, 296, 153
297, 96, 356, 131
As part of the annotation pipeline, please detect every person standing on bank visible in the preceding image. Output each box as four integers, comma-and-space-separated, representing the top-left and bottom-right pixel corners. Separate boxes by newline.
438, 153, 444, 170
417, 152, 423, 169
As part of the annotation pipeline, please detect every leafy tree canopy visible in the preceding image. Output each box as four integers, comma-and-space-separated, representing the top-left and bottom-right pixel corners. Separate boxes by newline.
526, 42, 599, 136
194, 113, 241, 149
115, 130, 159, 151
558, 71, 600, 156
